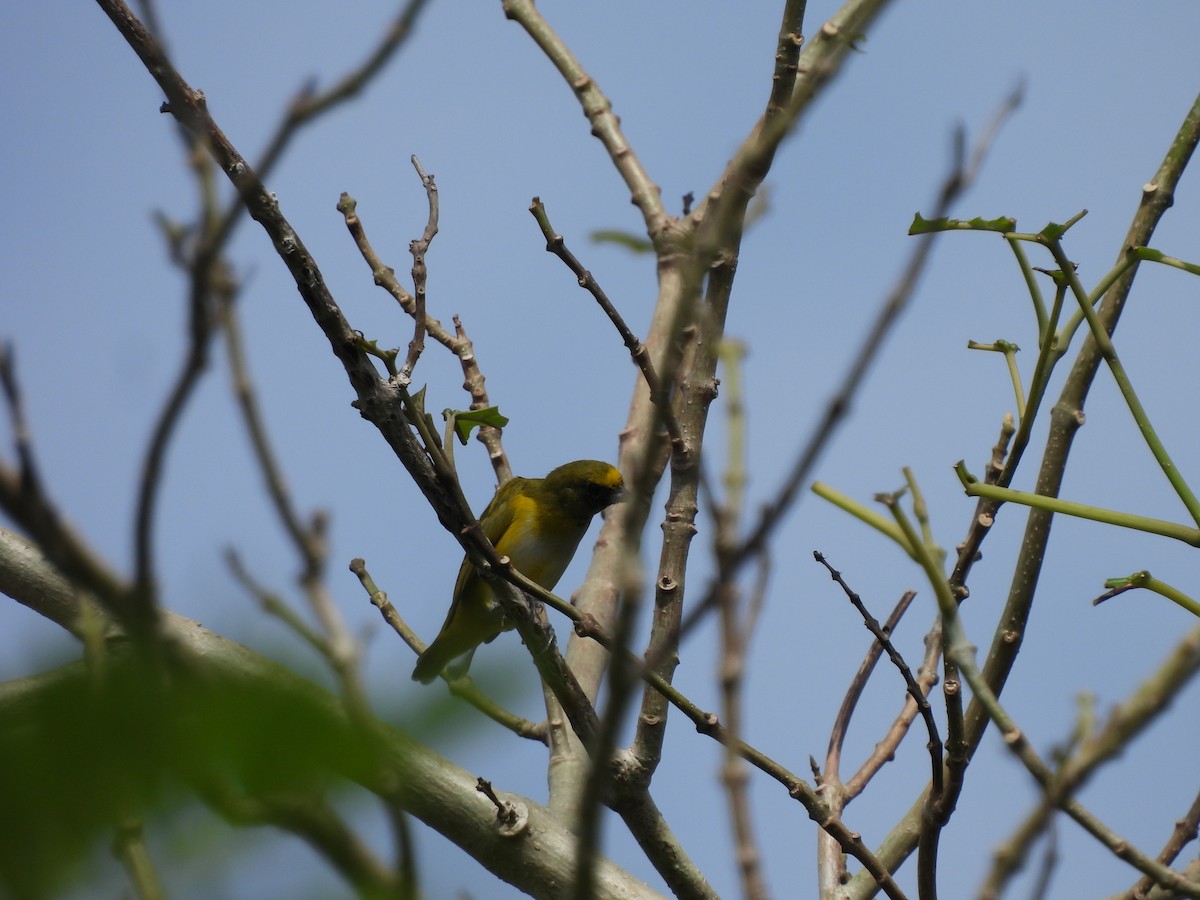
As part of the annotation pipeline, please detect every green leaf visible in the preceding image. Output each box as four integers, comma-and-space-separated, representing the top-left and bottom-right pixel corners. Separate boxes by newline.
444, 406, 509, 445
409, 385, 428, 416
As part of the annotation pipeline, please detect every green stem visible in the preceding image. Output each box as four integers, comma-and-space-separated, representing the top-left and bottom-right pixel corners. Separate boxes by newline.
967, 341, 1025, 418
1002, 347, 1024, 419
902, 466, 944, 567
1045, 237, 1200, 527
1132, 245, 1200, 276
1005, 238, 1046, 340
883, 496, 956, 619
1056, 251, 1137, 351
954, 461, 1200, 546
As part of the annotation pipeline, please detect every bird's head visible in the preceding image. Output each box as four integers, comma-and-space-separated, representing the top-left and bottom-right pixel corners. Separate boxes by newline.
542, 459, 625, 520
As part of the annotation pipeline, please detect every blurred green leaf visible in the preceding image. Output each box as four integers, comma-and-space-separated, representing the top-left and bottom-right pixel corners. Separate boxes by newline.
0, 656, 373, 898
589, 230, 653, 254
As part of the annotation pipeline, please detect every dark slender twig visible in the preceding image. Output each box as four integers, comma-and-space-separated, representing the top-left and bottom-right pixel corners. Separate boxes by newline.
815, 553, 943, 795
844, 624, 940, 800
826, 589, 918, 775
528, 197, 685, 458
816, 586, 918, 892
131, 265, 221, 634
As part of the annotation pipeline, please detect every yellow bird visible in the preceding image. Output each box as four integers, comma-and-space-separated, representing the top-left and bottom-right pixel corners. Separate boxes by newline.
412, 459, 625, 683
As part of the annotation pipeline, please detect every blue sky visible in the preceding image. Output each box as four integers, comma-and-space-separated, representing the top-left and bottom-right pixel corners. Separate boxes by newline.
2, 2, 1199, 898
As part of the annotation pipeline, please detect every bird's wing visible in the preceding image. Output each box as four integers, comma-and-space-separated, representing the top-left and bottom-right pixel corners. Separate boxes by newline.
480, 477, 526, 545
448, 476, 528, 607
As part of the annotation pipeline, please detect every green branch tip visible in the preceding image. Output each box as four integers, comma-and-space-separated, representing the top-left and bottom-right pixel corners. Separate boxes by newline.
1096, 570, 1200, 618
967, 340, 1020, 353
1131, 245, 1200, 276
1038, 209, 1088, 241
1031, 265, 1076, 286
1103, 571, 1152, 591
909, 213, 1016, 235
354, 332, 398, 363
953, 460, 976, 487
957, 462, 1200, 547
811, 481, 915, 558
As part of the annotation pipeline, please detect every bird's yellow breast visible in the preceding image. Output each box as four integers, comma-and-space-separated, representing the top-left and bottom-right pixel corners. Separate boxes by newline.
494, 493, 591, 590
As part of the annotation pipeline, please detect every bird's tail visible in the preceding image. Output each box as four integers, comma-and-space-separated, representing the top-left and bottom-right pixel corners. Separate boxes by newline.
411, 643, 476, 684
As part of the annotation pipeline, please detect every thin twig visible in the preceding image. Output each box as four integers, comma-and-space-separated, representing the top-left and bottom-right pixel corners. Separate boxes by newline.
680, 84, 1023, 644
336, 194, 510, 482
200, 783, 402, 897
826, 590, 918, 778
131, 266, 220, 633
528, 197, 684, 457
111, 819, 165, 900
980, 625, 1200, 899
1117, 788, 1200, 900
203, 0, 433, 260
816, 555, 941, 794
220, 292, 370, 716
843, 620, 940, 800
349, 557, 546, 742
400, 156, 437, 384
710, 338, 769, 900
0, 352, 127, 609
1028, 819, 1060, 900
226, 549, 329, 655
816, 585, 916, 897
505, 562, 909, 899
